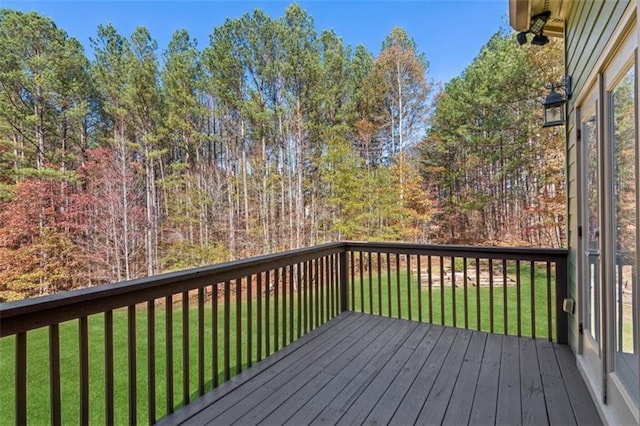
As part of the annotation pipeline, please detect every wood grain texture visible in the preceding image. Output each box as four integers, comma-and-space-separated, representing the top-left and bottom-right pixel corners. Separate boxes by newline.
157, 313, 599, 426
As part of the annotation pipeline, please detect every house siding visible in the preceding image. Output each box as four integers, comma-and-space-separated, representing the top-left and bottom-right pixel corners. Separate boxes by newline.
564, 0, 632, 352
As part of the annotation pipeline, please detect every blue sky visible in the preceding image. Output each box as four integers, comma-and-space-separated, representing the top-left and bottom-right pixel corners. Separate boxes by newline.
2, 0, 510, 85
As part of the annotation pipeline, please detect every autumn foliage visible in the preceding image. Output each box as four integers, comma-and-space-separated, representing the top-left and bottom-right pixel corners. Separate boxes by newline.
0, 8, 565, 301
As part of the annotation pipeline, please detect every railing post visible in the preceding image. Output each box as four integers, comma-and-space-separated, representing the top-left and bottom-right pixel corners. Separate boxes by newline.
340, 248, 348, 312
555, 255, 568, 344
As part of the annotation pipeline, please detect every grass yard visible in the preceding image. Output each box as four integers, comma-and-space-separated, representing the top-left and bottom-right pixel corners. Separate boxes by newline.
0, 296, 308, 425
0, 262, 556, 424
349, 262, 556, 339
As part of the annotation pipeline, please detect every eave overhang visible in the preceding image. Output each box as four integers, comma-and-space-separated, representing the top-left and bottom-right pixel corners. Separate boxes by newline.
509, 0, 572, 38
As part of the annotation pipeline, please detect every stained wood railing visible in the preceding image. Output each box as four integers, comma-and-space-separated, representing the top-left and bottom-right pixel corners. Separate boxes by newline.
0, 242, 567, 425
343, 242, 568, 343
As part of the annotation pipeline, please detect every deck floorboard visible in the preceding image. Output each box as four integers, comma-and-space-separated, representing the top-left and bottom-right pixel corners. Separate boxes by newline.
157, 312, 602, 426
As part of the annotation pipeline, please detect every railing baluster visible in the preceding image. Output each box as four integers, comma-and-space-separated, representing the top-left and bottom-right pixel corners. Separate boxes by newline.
314, 259, 320, 327
80, 316, 89, 425
396, 254, 402, 318
182, 291, 189, 405
547, 262, 553, 341
283, 268, 288, 346
489, 259, 494, 334
257, 273, 263, 361
407, 255, 412, 321
288, 266, 294, 344
323, 257, 338, 318
359, 252, 364, 313
476, 258, 481, 330
516, 262, 522, 337
127, 306, 136, 425
148, 300, 156, 424
265, 271, 270, 357
417, 255, 423, 322
273, 270, 278, 352
319, 258, 325, 324
302, 262, 306, 327
296, 264, 302, 339
333, 254, 339, 316
368, 252, 373, 314
105, 310, 115, 422
224, 281, 231, 380
248, 276, 253, 368
531, 261, 536, 339
236, 279, 242, 374
308, 261, 314, 329
334, 254, 339, 316
309, 259, 318, 330
463, 258, 468, 329
439, 256, 445, 325
308, 260, 312, 324
555, 257, 568, 344
309, 259, 319, 324
212, 285, 219, 386
377, 253, 383, 316
503, 259, 508, 336
16, 332, 27, 426
340, 251, 348, 313
166, 296, 174, 412
198, 289, 205, 396
387, 253, 392, 317
331, 253, 342, 318
428, 256, 433, 324
350, 251, 355, 311
451, 257, 456, 328
49, 324, 61, 426
324, 257, 330, 318
328, 256, 333, 317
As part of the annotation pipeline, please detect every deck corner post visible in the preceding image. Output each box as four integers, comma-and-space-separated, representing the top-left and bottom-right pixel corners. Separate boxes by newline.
339, 247, 348, 312
555, 254, 569, 344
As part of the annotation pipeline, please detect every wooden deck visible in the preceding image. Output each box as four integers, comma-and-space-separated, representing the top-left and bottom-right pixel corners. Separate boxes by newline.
158, 312, 601, 426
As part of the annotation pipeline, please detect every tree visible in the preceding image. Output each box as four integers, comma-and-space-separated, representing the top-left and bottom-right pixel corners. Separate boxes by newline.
0, 10, 91, 173
373, 27, 430, 159
161, 29, 205, 166
126, 26, 162, 276
91, 25, 142, 279
0, 176, 91, 301
421, 30, 565, 246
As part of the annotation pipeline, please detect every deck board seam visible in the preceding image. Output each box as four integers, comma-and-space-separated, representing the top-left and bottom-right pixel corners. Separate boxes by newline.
159, 311, 360, 425
226, 315, 401, 425
204, 313, 390, 425
154, 314, 601, 426
308, 319, 420, 425
389, 326, 460, 425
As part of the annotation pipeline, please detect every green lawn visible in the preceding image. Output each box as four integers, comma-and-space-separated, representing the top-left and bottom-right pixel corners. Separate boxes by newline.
349, 262, 556, 339
0, 294, 312, 425
0, 262, 556, 425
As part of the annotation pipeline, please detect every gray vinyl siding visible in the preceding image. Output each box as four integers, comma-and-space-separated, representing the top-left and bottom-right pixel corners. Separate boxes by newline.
564, 0, 632, 351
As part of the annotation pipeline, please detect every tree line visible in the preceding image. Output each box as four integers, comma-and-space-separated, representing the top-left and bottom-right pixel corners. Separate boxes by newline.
0, 6, 564, 301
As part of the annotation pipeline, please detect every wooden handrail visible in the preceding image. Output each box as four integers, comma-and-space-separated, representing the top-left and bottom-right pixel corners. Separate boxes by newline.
0, 242, 345, 337
344, 241, 568, 261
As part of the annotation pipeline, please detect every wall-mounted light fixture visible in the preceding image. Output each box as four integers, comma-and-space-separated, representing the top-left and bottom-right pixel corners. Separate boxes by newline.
543, 75, 572, 128
516, 11, 551, 46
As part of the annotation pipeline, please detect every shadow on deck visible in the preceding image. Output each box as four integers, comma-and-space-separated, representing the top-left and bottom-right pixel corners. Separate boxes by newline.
158, 312, 601, 425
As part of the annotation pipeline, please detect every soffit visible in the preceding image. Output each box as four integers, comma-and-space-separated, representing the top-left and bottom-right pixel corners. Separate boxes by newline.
509, 0, 572, 38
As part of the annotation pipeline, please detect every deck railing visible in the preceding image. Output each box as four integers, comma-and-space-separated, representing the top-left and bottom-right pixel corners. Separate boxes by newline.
0, 242, 567, 425
343, 242, 568, 343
